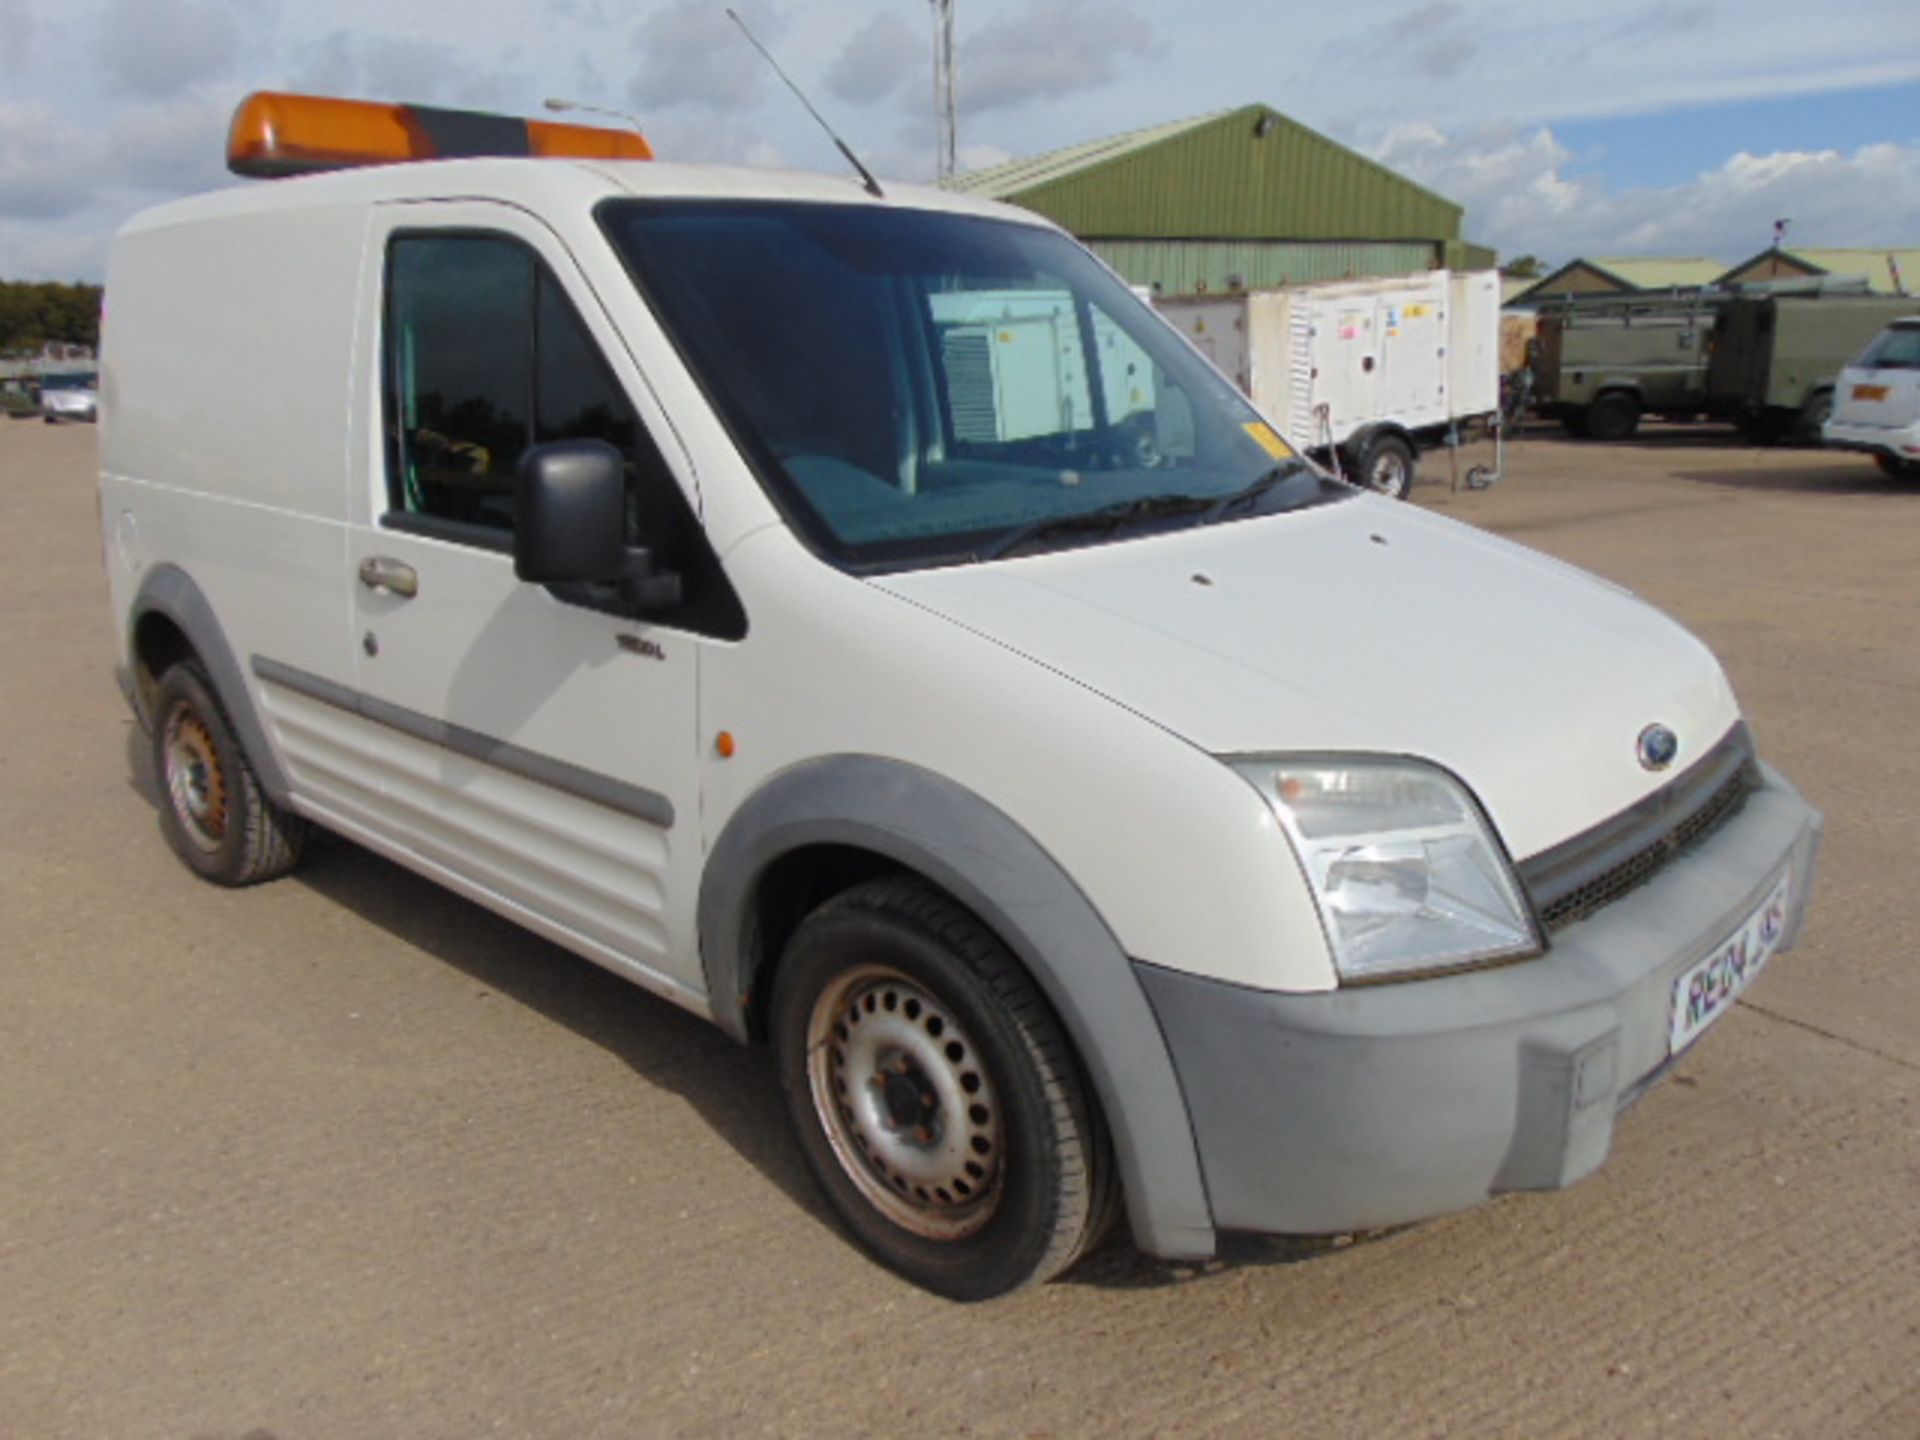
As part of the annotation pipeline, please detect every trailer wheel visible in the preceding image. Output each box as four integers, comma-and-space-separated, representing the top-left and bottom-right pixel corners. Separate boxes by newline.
1792, 390, 1832, 446
1354, 434, 1415, 501
1582, 392, 1640, 442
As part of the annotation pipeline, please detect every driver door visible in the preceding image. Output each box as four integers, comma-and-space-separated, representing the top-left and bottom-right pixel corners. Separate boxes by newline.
335, 200, 726, 1009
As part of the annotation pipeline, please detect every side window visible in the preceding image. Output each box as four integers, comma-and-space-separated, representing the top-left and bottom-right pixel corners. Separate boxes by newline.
383, 231, 746, 638
387, 237, 534, 528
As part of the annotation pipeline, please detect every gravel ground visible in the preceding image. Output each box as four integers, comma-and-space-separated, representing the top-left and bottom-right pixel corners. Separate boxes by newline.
3, 418, 1916, 1438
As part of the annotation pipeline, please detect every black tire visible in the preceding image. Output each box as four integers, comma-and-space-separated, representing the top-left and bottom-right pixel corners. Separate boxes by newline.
1353, 433, 1415, 500
1582, 391, 1640, 442
771, 877, 1114, 1300
1875, 453, 1920, 480
151, 662, 306, 886
1792, 390, 1833, 446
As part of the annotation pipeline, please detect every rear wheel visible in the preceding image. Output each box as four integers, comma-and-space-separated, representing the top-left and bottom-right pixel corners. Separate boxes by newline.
152, 662, 306, 886
1876, 453, 1920, 479
1582, 391, 1640, 441
1353, 433, 1415, 500
772, 877, 1113, 1300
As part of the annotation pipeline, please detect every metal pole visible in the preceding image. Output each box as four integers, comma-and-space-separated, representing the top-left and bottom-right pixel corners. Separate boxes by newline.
930, 0, 957, 180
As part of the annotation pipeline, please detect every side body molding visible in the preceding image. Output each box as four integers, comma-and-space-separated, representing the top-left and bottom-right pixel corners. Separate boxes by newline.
699, 755, 1217, 1260
125, 564, 296, 807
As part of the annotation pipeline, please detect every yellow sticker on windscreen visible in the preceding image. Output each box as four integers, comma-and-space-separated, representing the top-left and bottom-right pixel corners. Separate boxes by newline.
1243, 421, 1294, 460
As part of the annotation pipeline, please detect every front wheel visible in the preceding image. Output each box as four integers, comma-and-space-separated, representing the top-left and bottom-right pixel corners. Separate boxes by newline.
1353, 433, 1415, 500
772, 878, 1113, 1300
1876, 453, 1920, 479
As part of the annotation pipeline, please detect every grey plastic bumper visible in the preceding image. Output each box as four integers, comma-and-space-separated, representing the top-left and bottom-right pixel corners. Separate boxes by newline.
1135, 764, 1822, 1237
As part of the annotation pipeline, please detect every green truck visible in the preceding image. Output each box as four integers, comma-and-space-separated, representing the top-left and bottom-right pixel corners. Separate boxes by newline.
1706, 293, 1920, 442
1529, 291, 1720, 441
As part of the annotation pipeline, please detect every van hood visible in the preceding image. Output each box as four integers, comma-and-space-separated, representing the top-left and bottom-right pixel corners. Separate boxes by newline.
874, 496, 1741, 861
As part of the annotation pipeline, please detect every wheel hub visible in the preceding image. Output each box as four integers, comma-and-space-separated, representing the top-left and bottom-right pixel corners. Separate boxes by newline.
806, 965, 1003, 1240
163, 706, 228, 852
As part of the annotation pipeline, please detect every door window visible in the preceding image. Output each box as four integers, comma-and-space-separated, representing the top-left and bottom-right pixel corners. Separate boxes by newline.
382, 231, 744, 637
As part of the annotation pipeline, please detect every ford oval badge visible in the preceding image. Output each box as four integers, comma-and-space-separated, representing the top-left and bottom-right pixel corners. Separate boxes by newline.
1638, 724, 1679, 772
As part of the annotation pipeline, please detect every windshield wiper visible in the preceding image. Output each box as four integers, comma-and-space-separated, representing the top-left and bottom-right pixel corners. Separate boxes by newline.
977, 492, 1215, 562
1202, 461, 1307, 524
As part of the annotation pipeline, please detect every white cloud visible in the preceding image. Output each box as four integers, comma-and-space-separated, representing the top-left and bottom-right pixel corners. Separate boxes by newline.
106, 92, 233, 197
0, 0, 33, 66
1370, 120, 1920, 263
960, 1, 1161, 117
1344, 3, 1479, 81
826, 11, 922, 108
0, 104, 106, 221
96, 0, 240, 100
626, 0, 778, 113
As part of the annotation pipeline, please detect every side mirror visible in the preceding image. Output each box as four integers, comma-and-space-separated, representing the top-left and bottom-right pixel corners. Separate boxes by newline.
514, 440, 627, 584
513, 439, 683, 615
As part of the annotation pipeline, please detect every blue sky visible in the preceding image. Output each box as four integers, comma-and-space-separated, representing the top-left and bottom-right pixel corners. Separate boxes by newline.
2, 0, 1918, 280
1552, 80, 1920, 193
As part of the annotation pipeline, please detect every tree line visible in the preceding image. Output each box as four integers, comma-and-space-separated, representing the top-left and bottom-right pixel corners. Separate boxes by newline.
0, 280, 104, 353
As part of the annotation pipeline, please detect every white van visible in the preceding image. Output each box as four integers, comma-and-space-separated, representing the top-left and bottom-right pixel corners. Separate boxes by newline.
101, 95, 1821, 1300
1823, 316, 1920, 477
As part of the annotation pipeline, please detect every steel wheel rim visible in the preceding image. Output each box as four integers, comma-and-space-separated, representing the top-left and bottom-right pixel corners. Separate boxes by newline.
1367, 451, 1407, 495
805, 963, 1003, 1240
162, 705, 227, 852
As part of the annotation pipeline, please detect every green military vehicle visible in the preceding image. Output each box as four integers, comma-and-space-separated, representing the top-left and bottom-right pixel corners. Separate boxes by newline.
1529, 291, 1721, 441
1706, 292, 1920, 442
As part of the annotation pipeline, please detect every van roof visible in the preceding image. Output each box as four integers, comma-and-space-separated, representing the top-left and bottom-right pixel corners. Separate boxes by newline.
118, 158, 1050, 241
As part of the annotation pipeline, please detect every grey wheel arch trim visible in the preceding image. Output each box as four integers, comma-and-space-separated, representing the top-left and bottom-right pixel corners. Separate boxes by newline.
700, 755, 1218, 1261
126, 565, 295, 808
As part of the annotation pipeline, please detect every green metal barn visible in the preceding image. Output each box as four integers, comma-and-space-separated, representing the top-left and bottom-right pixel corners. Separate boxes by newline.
944, 104, 1495, 295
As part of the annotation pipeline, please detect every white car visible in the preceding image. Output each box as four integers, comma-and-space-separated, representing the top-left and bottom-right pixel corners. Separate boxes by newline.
40, 371, 98, 423
1823, 317, 1920, 477
98, 92, 1822, 1299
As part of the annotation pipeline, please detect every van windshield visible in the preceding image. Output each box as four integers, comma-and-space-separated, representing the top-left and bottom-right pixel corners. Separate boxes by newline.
601, 200, 1348, 568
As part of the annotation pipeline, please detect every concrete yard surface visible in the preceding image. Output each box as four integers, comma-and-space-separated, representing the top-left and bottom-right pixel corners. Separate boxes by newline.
2, 418, 1916, 1438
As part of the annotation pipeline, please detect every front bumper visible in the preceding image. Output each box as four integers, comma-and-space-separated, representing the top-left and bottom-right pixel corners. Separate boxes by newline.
1823, 418, 1920, 459
1136, 763, 1822, 1236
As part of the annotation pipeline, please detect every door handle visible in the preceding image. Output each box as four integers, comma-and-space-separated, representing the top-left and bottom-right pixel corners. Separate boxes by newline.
358, 556, 419, 598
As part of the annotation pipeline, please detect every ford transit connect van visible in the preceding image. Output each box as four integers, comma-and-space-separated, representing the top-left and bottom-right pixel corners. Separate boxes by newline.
100, 95, 1822, 1299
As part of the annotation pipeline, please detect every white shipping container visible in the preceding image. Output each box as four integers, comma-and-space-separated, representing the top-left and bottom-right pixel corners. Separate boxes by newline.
1155, 271, 1500, 457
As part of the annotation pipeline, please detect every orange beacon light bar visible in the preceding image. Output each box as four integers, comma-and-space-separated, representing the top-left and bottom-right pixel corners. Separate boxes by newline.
226, 91, 653, 178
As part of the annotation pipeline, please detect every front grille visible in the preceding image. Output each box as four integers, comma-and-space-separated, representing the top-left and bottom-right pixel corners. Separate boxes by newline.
1520, 724, 1758, 934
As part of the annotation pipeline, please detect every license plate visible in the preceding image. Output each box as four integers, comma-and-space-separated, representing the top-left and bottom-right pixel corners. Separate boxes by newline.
1669, 873, 1791, 1054
1852, 384, 1889, 402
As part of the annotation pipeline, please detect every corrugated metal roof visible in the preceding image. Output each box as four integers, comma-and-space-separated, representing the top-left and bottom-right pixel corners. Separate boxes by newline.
944, 105, 1462, 244
1514, 255, 1726, 302
944, 112, 1230, 200
1720, 247, 1920, 294
1586, 257, 1727, 288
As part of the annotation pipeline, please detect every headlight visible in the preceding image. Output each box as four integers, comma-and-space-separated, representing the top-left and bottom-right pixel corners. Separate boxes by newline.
1230, 757, 1541, 983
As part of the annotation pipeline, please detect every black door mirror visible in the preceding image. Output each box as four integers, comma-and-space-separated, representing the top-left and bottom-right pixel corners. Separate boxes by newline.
514, 440, 683, 615
515, 440, 627, 584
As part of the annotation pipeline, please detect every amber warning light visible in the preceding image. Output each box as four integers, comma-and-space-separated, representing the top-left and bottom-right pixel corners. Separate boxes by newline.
226, 91, 653, 178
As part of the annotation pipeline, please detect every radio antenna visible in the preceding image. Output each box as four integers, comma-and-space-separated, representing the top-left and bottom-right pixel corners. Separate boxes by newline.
725, 8, 884, 198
